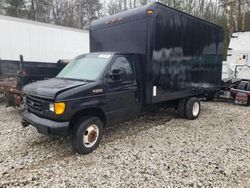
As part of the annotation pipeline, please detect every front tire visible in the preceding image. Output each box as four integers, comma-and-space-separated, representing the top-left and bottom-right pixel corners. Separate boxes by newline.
72, 116, 103, 155
185, 97, 201, 120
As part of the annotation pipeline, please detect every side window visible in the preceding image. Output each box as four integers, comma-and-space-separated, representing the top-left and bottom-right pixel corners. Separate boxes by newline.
111, 56, 135, 81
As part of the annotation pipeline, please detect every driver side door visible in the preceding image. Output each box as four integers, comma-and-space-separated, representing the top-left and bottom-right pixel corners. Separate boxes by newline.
104, 55, 140, 126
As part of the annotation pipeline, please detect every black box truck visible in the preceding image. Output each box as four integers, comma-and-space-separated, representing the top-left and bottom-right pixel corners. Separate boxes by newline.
21, 3, 224, 154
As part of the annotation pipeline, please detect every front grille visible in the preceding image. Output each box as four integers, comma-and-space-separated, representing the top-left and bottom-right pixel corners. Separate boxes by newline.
26, 95, 45, 113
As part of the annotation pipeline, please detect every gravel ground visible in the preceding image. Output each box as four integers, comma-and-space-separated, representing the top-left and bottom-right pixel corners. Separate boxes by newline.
0, 101, 250, 187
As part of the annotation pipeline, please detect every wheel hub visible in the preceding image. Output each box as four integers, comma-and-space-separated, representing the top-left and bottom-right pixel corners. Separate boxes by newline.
83, 124, 99, 148
88, 130, 97, 143
192, 102, 200, 116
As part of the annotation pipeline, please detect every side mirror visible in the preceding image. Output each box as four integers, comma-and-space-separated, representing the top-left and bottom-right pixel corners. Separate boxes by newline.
107, 68, 126, 82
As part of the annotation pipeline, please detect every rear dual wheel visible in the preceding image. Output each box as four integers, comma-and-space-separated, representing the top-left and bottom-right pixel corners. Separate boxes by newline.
177, 97, 201, 120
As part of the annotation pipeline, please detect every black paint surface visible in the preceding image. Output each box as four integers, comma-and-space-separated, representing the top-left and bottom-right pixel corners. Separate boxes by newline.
90, 2, 224, 104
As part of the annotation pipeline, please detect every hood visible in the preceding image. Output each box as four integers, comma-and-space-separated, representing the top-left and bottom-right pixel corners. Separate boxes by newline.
23, 78, 87, 99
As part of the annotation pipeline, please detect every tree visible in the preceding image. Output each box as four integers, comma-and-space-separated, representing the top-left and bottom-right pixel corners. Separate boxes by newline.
4, 0, 26, 17
245, 11, 250, 30
102, 0, 123, 16
74, 0, 102, 29
24, 0, 102, 29
0, 0, 5, 14
26, 0, 52, 22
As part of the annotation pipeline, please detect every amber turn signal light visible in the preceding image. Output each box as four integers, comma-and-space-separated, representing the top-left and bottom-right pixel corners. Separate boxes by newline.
54, 102, 66, 115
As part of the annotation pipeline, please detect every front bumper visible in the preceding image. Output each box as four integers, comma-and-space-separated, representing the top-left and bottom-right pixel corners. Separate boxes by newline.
22, 111, 70, 135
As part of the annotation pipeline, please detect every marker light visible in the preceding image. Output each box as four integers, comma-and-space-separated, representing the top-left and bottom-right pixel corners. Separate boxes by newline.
54, 102, 66, 115
147, 10, 154, 15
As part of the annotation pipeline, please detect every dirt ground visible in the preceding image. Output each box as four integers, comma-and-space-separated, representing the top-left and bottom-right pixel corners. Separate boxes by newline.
0, 101, 250, 187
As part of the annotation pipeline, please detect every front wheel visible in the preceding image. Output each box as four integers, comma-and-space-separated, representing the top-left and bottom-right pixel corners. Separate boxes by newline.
72, 116, 103, 155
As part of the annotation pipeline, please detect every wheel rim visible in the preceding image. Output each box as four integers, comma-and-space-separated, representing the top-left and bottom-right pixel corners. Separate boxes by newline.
192, 102, 200, 117
83, 124, 99, 148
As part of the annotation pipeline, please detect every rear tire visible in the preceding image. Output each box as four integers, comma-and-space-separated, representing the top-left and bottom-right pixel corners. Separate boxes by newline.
72, 116, 103, 155
177, 98, 187, 118
185, 97, 201, 120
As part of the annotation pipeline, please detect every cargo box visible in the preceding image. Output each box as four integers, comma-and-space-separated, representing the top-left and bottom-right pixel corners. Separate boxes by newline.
90, 2, 224, 104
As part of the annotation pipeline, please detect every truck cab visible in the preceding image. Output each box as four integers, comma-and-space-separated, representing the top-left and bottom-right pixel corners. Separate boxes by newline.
22, 52, 143, 154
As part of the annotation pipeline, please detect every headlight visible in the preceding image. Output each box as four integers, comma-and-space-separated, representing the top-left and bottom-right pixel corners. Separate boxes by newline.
22, 95, 27, 109
49, 102, 65, 115
49, 103, 55, 112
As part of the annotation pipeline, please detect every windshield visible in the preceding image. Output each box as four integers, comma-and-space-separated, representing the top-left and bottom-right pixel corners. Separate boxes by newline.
57, 53, 112, 81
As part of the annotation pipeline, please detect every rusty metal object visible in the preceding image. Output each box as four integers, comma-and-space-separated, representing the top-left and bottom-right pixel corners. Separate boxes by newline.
0, 78, 22, 106
0, 56, 67, 107
83, 124, 99, 148
88, 130, 98, 143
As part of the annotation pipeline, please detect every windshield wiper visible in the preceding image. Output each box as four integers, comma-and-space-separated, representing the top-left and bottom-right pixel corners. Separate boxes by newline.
56, 77, 93, 82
